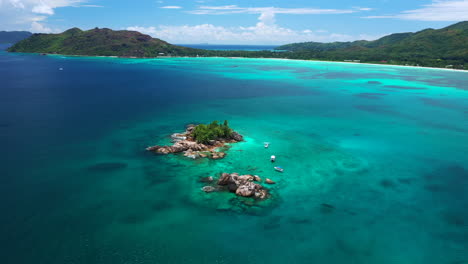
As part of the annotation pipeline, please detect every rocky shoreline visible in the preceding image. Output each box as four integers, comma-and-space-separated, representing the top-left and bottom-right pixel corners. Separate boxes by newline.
201, 173, 273, 200
146, 124, 243, 159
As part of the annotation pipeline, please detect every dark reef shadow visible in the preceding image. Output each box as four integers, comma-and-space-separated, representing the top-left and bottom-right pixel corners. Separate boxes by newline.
420, 97, 466, 111
320, 203, 335, 214
379, 179, 397, 189
423, 165, 468, 235
384, 85, 427, 90
397, 178, 415, 185
355, 93, 387, 99
143, 165, 175, 187
86, 162, 127, 172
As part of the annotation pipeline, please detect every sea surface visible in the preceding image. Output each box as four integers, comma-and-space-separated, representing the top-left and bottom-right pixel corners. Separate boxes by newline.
177, 44, 279, 51
1, 51, 467, 264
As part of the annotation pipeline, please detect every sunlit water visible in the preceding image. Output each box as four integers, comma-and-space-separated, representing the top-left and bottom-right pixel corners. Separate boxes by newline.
1, 52, 467, 264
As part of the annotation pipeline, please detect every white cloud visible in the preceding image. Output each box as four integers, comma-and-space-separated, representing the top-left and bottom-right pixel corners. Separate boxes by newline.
32, 3, 55, 15
363, 0, 468, 21
126, 5, 376, 44
30, 21, 54, 32
81, 4, 103, 7
160, 6, 182, 9
127, 9, 382, 45
0, 0, 100, 32
187, 5, 367, 15
354, 7, 373, 11
8, 0, 26, 9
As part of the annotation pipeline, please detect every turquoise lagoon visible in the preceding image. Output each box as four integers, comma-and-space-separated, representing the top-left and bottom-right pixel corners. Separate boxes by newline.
0, 52, 467, 264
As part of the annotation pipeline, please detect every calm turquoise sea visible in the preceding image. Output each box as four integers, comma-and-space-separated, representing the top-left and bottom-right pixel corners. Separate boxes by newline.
0, 51, 467, 264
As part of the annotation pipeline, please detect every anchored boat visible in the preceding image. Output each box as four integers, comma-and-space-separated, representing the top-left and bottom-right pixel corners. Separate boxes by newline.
274, 166, 284, 172
264, 142, 270, 148
271, 155, 276, 162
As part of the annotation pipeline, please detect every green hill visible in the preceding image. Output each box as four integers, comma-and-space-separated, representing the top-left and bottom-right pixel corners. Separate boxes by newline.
8, 27, 198, 57
7, 23, 468, 69
277, 21, 468, 69
0, 31, 32, 44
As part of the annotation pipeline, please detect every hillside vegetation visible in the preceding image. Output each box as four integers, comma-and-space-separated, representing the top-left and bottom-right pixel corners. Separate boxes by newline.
277, 21, 468, 69
8, 22, 468, 70
8, 28, 199, 57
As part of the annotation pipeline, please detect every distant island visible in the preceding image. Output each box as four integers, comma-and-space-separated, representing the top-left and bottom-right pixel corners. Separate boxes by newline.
146, 121, 243, 159
8, 22, 468, 69
0, 31, 32, 44
8, 27, 198, 57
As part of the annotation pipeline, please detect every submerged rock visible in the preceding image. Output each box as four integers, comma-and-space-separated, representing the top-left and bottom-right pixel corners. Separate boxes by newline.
199, 176, 214, 183
202, 186, 216, 193
211, 151, 226, 159
265, 178, 276, 184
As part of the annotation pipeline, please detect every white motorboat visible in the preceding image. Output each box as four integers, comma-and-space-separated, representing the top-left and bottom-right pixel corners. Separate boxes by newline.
274, 166, 284, 172
270, 155, 276, 162
264, 142, 270, 148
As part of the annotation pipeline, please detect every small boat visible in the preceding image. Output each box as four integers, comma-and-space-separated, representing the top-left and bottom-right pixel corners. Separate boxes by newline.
270, 155, 276, 162
264, 142, 270, 148
274, 166, 284, 172
59, 67, 63, 71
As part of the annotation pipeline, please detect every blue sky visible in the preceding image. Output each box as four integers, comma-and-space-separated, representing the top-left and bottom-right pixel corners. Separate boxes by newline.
1, 0, 467, 44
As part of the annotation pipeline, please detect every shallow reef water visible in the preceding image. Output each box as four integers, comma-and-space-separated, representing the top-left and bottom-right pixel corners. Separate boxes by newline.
0, 52, 467, 264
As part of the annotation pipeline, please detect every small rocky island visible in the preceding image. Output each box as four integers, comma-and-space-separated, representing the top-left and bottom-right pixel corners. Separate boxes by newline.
146, 120, 243, 159
201, 173, 271, 200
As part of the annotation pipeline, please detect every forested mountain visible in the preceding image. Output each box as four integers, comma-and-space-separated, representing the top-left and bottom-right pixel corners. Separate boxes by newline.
276, 21, 468, 68
0, 31, 32, 44
8, 28, 198, 57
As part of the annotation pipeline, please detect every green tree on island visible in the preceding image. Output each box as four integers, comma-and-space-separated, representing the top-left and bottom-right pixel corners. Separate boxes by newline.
192, 120, 233, 144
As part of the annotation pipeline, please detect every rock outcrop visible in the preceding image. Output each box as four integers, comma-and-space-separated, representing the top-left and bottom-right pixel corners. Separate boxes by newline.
148, 140, 207, 155
215, 173, 269, 200
146, 124, 243, 160
231, 132, 244, 142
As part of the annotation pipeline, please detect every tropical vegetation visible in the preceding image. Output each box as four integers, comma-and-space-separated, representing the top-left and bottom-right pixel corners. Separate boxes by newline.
276, 21, 468, 69
192, 120, 233, 144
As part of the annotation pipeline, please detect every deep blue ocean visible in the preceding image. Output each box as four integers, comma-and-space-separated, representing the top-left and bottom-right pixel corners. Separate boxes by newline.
0, 50, 467, 264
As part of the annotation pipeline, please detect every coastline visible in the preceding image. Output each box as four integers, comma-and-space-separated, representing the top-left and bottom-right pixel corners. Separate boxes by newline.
8, 51, 468, 73
228, 57, 468, 73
